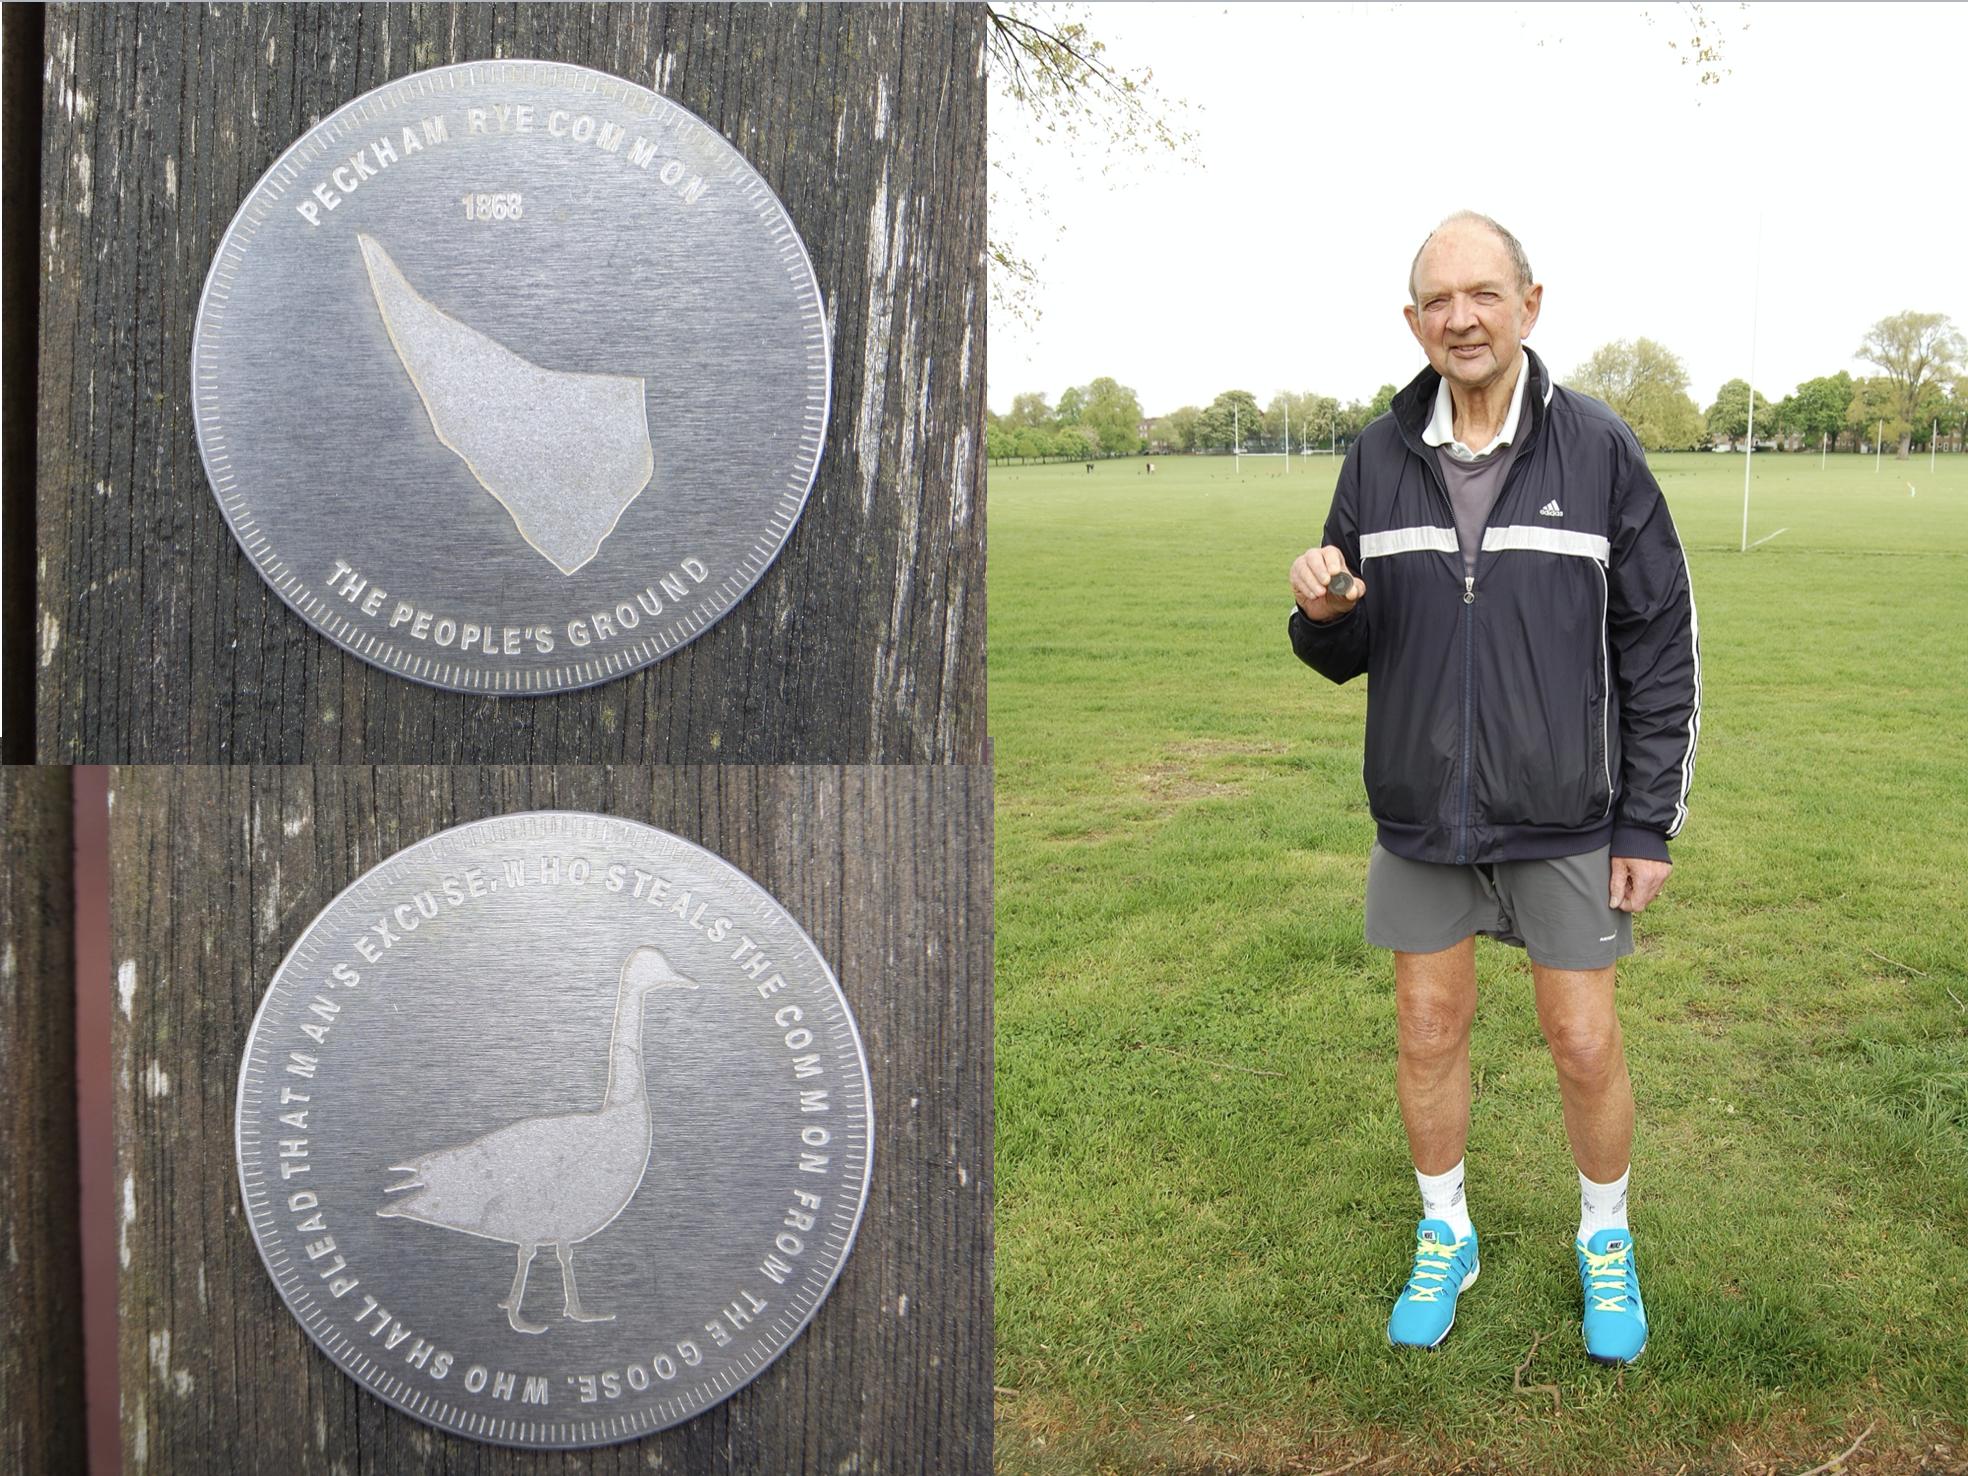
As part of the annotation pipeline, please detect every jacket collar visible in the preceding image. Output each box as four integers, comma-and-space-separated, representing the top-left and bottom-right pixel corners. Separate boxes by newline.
1394, 345, 1551, 461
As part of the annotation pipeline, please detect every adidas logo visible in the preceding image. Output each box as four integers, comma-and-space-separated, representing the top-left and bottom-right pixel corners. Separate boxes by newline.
1539, 500, 1564, 517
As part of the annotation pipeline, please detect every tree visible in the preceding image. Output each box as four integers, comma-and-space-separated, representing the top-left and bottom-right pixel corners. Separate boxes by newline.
1844, 377, 1907, 453
1076, 376, 1146, 453
1366, 384, 1398, 423
1854, 311, 1966, 460
1640, 2, 1746, 97
1266, 390, 1340, 448
1705, 379, 1772, 449
1566, 338, 1706, 450
1776, 372, 1854, 450
986, 6, 1195, 324
1054, 384, 1086, 426
1939, 376, 1968, 444
1003, 391, 1056, 430
1157, 404, 1202, 452
1195, 389, 1262, 450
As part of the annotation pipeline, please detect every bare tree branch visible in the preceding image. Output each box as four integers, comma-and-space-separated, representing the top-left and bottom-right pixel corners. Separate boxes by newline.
985, 3, 1197, 326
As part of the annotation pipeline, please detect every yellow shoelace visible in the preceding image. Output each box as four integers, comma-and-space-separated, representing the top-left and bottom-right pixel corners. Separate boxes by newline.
1581, 1243, 1633, 1312
1403, 1235, 1466, 1303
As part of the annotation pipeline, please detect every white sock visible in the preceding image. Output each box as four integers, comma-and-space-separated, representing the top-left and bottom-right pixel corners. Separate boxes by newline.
1416, 1158, 1474, 1240
1578, 1167, 1630, 1242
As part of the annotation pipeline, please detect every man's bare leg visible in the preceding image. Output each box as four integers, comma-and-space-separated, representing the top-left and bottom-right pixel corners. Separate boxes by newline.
1530, 963, 1632, 1183
1535, 961, 1647, 1363
1386, 939, 1483, 1348
1394, 939, 1478, 1175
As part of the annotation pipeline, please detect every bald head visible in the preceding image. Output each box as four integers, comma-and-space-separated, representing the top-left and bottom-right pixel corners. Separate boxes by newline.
1409, 211, 1533, 304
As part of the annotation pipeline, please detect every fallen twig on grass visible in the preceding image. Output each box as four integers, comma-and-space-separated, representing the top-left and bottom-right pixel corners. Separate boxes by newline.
1304, 1458, 1367, 1476
1129, 1042, 1286, 1077
1512, 1326, 1562, 1412
1790, 1420, 1876, 1476
992, 1385, 1019, 1398
1865, 947, 1928, 977
1947, 986, 1966, 1015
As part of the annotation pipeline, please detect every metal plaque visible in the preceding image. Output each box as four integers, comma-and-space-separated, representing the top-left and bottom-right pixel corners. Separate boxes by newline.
235, 812, 872, 1448
193, 63, 830, 693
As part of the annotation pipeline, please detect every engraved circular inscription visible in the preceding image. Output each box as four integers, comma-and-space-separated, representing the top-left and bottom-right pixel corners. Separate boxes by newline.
235, 812, 872, 1448
193, 63, 830, 693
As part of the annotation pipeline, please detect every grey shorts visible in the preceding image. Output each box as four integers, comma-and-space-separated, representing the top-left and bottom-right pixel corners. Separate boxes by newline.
1364, 844, 1634, 970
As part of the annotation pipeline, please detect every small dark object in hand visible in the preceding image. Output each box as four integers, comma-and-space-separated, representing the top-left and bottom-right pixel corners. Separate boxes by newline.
1326, 570, 1356, 600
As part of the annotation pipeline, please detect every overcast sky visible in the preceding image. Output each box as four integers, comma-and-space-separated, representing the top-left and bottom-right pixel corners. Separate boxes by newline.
987, 2, 1968, 419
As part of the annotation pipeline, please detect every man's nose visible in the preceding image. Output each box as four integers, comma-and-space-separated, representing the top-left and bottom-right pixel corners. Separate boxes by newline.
1445, 293, 1479, 330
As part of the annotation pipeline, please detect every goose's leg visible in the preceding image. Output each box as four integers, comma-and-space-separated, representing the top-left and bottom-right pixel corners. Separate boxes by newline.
498, 1243, 549, 1334
554, 1242, 615, 1323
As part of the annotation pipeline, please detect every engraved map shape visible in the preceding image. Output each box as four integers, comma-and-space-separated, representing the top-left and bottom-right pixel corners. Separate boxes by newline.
378, 947, 697, 1335
359, 235, 655, 576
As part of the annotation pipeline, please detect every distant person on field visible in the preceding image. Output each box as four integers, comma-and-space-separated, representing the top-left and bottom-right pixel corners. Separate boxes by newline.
1287, 211, 1700, 1365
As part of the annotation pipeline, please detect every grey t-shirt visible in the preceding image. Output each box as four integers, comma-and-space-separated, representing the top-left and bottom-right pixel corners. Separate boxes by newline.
1435, 434, 1524, 577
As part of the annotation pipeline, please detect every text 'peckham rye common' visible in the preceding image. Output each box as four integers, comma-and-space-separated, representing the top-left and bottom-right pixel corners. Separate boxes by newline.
292, 104, 711, 227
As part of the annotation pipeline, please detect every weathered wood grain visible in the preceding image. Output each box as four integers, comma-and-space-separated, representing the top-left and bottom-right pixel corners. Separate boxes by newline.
2, 8, 46, 760
108, 765, 991, 1474
0, 766, 86, 1475
40, 5, 986, 764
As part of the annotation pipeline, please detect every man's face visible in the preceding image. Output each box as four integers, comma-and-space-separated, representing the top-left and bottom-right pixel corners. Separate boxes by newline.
1403, 224, 1543, 394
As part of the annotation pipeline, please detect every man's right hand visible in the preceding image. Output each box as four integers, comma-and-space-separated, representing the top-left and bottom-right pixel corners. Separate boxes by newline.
1291, 545, 1366, 623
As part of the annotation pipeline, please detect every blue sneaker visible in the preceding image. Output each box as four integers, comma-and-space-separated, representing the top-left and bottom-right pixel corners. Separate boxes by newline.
1578, 1228, 1647, 1364
1387, 1219, 1479, 1349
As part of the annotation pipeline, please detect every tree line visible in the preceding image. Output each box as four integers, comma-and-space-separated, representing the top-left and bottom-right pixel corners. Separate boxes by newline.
1578, 312, 1965, 459
988, 311, 1965, 464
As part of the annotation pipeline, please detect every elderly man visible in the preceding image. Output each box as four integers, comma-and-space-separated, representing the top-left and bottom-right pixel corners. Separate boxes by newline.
1288, 211, 1699, 1364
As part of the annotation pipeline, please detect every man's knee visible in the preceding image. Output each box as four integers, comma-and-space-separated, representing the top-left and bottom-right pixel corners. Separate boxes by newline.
1542, 1016, 1624, 1085
1397, 996, 1473, 1064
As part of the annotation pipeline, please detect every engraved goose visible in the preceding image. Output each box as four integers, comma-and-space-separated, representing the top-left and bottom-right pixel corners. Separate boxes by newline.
378, 946, 696, 1334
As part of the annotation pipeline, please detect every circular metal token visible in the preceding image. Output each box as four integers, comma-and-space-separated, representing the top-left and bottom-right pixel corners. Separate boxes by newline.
193, 62, 830, 693
235, 812, 872, 1448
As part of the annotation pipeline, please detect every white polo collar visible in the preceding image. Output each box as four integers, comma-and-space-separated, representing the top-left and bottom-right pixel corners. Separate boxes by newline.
1422, 349, 1530, 463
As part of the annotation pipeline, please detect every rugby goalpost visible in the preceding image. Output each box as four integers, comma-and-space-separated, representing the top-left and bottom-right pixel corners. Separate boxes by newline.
1231, 399, 1342, 472
1233, 405, 1293, 475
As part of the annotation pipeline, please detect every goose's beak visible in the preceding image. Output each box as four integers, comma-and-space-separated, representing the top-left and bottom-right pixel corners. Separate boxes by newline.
623, 946, 699, 990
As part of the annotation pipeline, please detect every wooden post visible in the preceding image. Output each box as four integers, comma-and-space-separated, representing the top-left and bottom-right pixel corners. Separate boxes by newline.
38, 4, 986, 765
0, 767, 86, 1474
109, 765, 991, 1473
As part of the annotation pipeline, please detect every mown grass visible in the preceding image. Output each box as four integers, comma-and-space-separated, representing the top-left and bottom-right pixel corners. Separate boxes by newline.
991, 450, 1968, 1474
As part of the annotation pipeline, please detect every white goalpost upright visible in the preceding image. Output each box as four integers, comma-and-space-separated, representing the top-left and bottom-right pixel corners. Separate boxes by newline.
1741, 214, 1760, 555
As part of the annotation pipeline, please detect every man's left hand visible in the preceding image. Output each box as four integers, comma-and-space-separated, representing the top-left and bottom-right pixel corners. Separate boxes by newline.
1609, 856, 1671, 913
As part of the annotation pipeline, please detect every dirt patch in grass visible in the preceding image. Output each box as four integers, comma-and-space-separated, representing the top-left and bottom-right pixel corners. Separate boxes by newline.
1134, 765, 1250, 802
1165, 739, 1295, 759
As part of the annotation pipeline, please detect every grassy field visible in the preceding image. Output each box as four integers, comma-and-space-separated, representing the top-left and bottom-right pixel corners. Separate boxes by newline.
990, 450, 1968, 1475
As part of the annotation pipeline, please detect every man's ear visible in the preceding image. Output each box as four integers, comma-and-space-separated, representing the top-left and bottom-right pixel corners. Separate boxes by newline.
1519, 283, 1543, 339
1403, 302, 1424, 346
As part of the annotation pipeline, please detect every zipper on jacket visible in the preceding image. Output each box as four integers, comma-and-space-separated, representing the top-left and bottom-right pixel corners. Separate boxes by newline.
1396, 361, 1545, 867
1456, 578, 1475, 863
